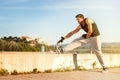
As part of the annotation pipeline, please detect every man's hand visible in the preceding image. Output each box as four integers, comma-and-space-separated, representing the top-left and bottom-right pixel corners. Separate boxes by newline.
82, 34, 90, 39
57, 36, 65, 44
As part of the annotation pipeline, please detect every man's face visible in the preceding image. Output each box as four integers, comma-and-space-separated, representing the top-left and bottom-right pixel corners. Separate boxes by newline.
76, 17, 84, 24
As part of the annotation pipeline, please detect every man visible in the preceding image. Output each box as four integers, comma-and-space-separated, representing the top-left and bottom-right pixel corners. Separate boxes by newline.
57, 14, 108, 72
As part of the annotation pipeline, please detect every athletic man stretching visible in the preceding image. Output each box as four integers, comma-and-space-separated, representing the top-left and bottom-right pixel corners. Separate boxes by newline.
57, 14, 108, 72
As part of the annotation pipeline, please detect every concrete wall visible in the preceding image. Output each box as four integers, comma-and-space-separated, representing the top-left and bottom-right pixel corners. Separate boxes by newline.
0, 52, 120, 73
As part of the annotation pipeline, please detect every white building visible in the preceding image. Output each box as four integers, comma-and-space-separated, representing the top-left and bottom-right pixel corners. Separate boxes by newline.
20, 36, 50, 46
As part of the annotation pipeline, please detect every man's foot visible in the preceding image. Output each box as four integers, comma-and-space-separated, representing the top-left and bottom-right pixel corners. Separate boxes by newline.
102, 67, 108, 73
56, 46, 64, 53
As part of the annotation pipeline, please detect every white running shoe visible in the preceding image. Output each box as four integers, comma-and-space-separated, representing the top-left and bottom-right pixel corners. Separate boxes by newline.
102, 67, 108, 73
56, 46, 64, 53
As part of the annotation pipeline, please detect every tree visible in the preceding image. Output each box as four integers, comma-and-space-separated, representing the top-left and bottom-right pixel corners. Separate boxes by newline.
0, 36, 52, 52
0, 39, 6, 51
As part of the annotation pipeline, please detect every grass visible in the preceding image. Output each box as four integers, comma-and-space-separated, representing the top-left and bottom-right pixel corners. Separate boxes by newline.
0, 65, 120, 76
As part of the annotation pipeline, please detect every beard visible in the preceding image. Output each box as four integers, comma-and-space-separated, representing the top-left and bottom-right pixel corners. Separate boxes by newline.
77, 21, 81, 24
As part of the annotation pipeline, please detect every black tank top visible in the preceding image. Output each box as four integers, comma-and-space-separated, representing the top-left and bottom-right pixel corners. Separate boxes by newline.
80, 18, 100, 37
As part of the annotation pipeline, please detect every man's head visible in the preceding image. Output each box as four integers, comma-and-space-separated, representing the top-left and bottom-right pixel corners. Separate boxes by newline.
75, 14, 84, 24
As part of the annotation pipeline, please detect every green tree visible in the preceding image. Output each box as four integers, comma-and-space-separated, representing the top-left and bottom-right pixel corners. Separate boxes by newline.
0, 39, 6, 51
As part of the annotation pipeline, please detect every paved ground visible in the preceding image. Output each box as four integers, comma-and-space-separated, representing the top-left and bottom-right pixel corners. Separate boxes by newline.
0, 68, 120, 80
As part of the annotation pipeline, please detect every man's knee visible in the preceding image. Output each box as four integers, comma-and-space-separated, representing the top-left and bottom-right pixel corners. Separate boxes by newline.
94, 49, 103, 56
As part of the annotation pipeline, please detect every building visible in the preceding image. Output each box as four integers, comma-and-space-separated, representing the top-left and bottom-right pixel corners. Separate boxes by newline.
20, 36, 49, 46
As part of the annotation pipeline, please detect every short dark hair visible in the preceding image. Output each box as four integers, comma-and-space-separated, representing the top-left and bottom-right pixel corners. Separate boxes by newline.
75, 14, 84, 18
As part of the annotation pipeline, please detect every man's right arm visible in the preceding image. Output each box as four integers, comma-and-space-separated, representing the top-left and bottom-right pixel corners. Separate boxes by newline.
64, 25, 81, 39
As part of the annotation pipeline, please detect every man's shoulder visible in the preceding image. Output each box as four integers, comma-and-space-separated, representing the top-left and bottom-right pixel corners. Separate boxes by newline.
85, 18, 94, 23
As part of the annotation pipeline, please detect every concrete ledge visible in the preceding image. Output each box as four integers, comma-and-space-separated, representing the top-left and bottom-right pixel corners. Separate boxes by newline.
0, 52, 120, 73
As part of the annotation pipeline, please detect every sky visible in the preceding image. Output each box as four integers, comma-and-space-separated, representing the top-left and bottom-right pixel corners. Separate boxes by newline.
0, 0, 120, 44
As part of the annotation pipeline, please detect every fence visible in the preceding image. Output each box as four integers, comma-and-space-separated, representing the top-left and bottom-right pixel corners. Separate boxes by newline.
0, 52, 120, 73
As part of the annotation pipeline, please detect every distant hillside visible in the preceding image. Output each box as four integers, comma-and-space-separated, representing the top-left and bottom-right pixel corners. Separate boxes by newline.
102, 42, 120, 48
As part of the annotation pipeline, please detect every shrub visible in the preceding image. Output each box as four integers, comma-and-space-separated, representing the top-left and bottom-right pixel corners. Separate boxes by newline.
54, 68, 65, 72
64, 67, 73, 72
44, 69, 52, 73
0, 68, 9, 76
92, 61, 97, 69
11, 70, 18, 75
33, 68, 38, 73
54, 67, 74, 72
78, 66, 85, 71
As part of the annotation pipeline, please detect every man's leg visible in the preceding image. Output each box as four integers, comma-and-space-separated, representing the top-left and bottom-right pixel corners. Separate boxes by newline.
63, 36, 89, 52
90, 36, 108, 72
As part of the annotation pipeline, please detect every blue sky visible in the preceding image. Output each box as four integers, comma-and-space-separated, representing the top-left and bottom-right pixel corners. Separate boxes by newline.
0, 0, 120, 44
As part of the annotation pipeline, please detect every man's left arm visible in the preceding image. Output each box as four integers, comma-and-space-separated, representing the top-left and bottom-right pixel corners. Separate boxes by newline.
85, 18, 93, 38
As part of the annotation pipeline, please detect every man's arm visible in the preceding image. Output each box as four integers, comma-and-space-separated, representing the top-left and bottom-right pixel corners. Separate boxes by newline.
64, 25, 81, 39
85, 18, 93, 38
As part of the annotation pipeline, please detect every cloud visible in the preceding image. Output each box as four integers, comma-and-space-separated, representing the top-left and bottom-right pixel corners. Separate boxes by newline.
0, 1, 118, 10
0, 5, 115, 11
44, 4, 114, 10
